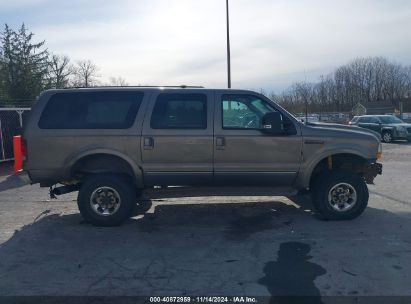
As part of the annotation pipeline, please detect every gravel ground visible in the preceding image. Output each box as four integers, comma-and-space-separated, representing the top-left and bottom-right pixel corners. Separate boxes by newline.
0, 142, 410, 299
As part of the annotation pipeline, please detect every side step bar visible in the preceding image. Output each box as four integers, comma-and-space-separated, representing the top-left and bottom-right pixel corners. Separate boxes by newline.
144, 186, 298, 200
48, 184, 298, 200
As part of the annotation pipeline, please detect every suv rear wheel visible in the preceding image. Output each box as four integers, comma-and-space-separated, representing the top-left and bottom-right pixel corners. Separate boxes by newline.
77, 174, 136, 226
312, 171, 369, 220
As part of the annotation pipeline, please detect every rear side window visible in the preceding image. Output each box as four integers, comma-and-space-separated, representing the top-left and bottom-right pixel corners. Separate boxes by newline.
38, 91, 143, 129
150, 93, 207, 129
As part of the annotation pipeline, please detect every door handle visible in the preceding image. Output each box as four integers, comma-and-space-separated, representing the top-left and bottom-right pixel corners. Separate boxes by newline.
216, 136, 225, 150
143, 137, 154, 150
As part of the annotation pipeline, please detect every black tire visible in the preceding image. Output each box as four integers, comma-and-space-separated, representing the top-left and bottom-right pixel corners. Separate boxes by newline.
77, 174, 136, 226
382, 131, 393, 143
312, 171, 369, 220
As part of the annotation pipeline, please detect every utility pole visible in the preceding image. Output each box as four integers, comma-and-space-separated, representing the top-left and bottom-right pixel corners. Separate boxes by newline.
304, 70, 308, 123
226, 0, 231, 88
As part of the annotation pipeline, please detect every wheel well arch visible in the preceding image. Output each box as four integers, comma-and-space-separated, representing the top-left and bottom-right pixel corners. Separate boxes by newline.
71, 153, 138, 184
308, 153, 368, 189
381, 127, 395, 134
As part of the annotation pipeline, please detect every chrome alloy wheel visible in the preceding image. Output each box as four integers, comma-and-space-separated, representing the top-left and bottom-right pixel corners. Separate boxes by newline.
383, 132, 392, 143
90, 186, 121, 216
327, 183, 357, 212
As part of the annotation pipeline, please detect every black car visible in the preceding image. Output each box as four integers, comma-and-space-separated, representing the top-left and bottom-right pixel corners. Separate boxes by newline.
349, 115, 411, 143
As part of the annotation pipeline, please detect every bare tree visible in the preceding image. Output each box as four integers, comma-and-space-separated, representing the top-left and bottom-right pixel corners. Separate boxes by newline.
73, 60, 100, 87
48, 54, 72, 88
108, 76, 128, 86
290, 81, 315, 115
276, 57, 411, 114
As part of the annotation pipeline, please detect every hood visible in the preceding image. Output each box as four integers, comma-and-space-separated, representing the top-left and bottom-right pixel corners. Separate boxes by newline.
306, 122, 381, 140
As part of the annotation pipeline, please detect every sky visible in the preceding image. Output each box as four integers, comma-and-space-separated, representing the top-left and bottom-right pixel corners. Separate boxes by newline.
1, 0, 411, 92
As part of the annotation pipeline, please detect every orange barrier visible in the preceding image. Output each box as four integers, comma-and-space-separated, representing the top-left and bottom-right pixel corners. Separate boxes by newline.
13, 135, 23, 173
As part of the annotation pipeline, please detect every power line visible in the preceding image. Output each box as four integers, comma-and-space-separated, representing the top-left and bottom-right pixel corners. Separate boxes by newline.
226, 0, 231, 89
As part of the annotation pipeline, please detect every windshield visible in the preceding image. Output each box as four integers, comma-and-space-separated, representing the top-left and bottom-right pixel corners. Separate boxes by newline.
379, 116, 404, 124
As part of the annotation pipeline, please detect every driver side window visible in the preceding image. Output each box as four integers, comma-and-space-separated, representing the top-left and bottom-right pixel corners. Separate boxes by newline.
222, 95, 276, 129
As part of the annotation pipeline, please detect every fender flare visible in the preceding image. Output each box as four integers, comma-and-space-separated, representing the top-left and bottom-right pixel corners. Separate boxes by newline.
381, 126, 395, 132
63, 148, 144, 187
298, 148, 370, 189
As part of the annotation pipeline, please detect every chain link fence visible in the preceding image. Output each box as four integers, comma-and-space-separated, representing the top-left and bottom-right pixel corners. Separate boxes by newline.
293, 112, 352, 124
0, 106, 32, 162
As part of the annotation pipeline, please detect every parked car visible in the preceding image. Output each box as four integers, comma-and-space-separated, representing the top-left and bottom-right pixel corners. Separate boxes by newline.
296, 114, 319, 123
349, 115, 411, 143
15, 87, 382, 226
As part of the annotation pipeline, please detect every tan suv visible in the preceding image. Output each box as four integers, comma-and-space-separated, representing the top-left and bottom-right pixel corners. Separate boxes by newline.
16, 87, 382, 226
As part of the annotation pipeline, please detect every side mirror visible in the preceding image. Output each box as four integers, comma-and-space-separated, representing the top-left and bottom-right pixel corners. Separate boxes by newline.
261, 112, 283, 135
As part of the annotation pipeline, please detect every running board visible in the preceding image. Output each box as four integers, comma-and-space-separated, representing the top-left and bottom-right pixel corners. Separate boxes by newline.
143, 186, 298, 200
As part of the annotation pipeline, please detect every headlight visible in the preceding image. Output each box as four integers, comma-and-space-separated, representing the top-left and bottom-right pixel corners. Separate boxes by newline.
396, 126, 406, 132
376, 143, 382, 160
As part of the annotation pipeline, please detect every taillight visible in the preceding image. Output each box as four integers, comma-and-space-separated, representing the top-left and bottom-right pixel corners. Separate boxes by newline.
13, 135, 26, 173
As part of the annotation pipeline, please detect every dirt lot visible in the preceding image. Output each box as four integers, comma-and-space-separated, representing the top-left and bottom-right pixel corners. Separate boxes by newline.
0, 143, 410, 299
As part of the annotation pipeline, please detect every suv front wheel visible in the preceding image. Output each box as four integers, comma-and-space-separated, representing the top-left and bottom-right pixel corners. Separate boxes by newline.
312, 171, 369, 220
382, 131, 393, 143
77, 174, 136, 226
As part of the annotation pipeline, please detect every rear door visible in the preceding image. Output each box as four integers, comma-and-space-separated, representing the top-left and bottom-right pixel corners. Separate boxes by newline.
213, 92, 302, 186
141, 90, 214, 186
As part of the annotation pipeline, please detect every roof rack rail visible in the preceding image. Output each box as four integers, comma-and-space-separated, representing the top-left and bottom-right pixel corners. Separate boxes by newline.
68, 85, 204, 89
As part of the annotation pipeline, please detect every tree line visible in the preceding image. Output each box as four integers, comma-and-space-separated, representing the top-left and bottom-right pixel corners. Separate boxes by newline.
0, 24, 127, 104
271, 57, 411, 114
2, 24, 411, 111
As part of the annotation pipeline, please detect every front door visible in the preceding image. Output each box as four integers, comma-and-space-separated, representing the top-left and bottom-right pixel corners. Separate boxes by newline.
213, 92, 302, 186
141, 91, 214, 186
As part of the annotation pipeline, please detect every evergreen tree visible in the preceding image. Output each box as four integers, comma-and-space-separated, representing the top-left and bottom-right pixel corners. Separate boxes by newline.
0, 23, 49, 102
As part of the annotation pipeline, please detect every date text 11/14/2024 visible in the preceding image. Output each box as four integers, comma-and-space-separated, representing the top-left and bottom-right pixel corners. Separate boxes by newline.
149, 296, 258, 303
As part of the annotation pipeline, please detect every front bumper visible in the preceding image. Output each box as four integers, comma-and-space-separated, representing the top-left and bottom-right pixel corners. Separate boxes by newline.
394, 130, 411, 141
363, 162, 383, 184
393, 136, 411, 142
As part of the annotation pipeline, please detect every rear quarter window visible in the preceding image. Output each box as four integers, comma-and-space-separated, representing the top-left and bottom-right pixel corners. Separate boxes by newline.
38, 91, 143, 129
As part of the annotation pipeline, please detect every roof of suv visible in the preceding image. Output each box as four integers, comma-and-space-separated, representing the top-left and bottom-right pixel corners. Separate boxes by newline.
40, 86, 262, 95
70, 85, 205, 89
